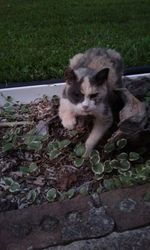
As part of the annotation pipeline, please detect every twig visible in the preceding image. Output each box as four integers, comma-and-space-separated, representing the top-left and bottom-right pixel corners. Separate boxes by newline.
47, 114, 59, 123
0, 121, 34, 127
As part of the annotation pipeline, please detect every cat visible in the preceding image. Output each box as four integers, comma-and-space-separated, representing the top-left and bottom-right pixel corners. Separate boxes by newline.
59, 48, 124, 157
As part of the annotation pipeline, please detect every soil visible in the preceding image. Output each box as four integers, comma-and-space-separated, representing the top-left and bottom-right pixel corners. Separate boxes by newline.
0, 88, 150, 212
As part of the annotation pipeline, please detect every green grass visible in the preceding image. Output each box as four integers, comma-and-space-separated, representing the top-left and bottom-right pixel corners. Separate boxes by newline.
0, 0, 150, 83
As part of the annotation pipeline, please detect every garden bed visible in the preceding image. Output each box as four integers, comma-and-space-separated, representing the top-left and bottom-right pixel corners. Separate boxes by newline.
0, 75, 150, 213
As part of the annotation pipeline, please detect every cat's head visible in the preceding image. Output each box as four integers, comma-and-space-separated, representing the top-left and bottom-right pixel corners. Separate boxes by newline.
63, 67, 109, 115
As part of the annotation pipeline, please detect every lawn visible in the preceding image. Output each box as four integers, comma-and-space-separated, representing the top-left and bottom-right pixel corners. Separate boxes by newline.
0, 0, 150, 83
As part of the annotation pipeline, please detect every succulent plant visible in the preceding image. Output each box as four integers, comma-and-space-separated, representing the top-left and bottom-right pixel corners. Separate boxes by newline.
104, 142, 115, 153
116, 138, 127, 150
104, 160, 113, 173
48, 149, 61, 160
119, 159, 131, 171
129, 152, 140, 161
103, 178, 115, 190
27, 190, 37, 203
110, 159, 121, 169
90, 150, 100, 165
1, 177, 20, 193
46, 188, 57, 202
79, 186, 88, 195
117, 152, 128, 161
91, 162, 104, 175
74, 143, 85, 157
65, 188, 75, 199
20, 162, 38, 175
74, 157, 84, 168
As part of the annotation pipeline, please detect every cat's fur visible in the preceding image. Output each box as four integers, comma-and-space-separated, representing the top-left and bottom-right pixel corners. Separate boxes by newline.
59, 48, 123, 157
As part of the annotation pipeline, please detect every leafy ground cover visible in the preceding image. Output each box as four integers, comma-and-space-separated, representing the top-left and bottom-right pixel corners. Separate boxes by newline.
0, 0, 150, 83
0, 92, 150, 212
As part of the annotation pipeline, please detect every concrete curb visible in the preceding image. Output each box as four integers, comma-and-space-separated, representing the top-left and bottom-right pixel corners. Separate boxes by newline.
0, 183, 150, 250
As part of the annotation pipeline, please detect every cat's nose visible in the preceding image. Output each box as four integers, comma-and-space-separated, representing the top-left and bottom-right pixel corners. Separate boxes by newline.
82, 105, 89, 110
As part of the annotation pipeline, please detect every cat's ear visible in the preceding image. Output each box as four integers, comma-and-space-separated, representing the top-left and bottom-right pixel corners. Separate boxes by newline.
93, 68, 109, 85
64, 67, 77, 85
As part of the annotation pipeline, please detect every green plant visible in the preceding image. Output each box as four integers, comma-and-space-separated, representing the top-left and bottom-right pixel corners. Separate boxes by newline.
129, 152, 140, 161
47, 139, 71, 159
46, 188, 57, 202
0, 177, 20, 193
24, 130, 48, 151
116, 138, 127, 150
27, 190, 37, 203
104, 142, 115, 153
19, 163, 38, 175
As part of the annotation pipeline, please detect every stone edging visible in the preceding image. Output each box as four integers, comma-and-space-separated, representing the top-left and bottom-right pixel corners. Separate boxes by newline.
0, 183, 150, 250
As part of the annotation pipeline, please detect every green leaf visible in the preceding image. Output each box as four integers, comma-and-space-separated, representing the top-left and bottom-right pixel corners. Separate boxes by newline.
104, 160, 113, 173
91, 162, 104, 175
24, 132, 47, 149
94, 174, 104, 180
19, 166, 30, 174
110, 159, 120, 169
129, 152, 140, 161
66, 188, 75, 199
9, 182, 20, 193
3, 177, 14, 186
27, 190, 37, 203
27, 141, 43, 151
58, 139, 70, 149
3, 105, 15, 114
117, 152, 128, 161
2, 143, 14, 152
96, 185, 103, 193
103, 179, 115, 190
47, 140, 60, 152
118, 168, 128, 175
119, 160, 131, 171
119, 175, 134, 186
116, 138, 127, 149
90, 150, 100, 165
20, 163, 37, 175
20, 105, 29, 113
52, 140, 60, 149
104, 142, 115, 153
79, 186, 88, 195
124, 170, 133, 177
74, 157, 84, 168
74, 143, 85, 157
113, 178, 122, 188
47, 142, 55, 152
68, 130, 78, 137
46, 188, 57, 202
48, 149, 60, 159
29, 162, 38, 173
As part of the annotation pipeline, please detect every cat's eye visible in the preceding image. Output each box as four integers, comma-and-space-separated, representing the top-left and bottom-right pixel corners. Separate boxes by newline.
89, 93, 98, 99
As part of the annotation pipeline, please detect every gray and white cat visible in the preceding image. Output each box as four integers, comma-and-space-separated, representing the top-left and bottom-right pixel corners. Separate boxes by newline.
59, 48, 123, 157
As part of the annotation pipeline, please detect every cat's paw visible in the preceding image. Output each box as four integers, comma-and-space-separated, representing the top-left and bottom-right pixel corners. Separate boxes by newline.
62, 118, 76, 130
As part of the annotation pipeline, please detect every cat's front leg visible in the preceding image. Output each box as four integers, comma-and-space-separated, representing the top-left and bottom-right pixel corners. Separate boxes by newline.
59, 98, 76, 130
84, 117, 112, 158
